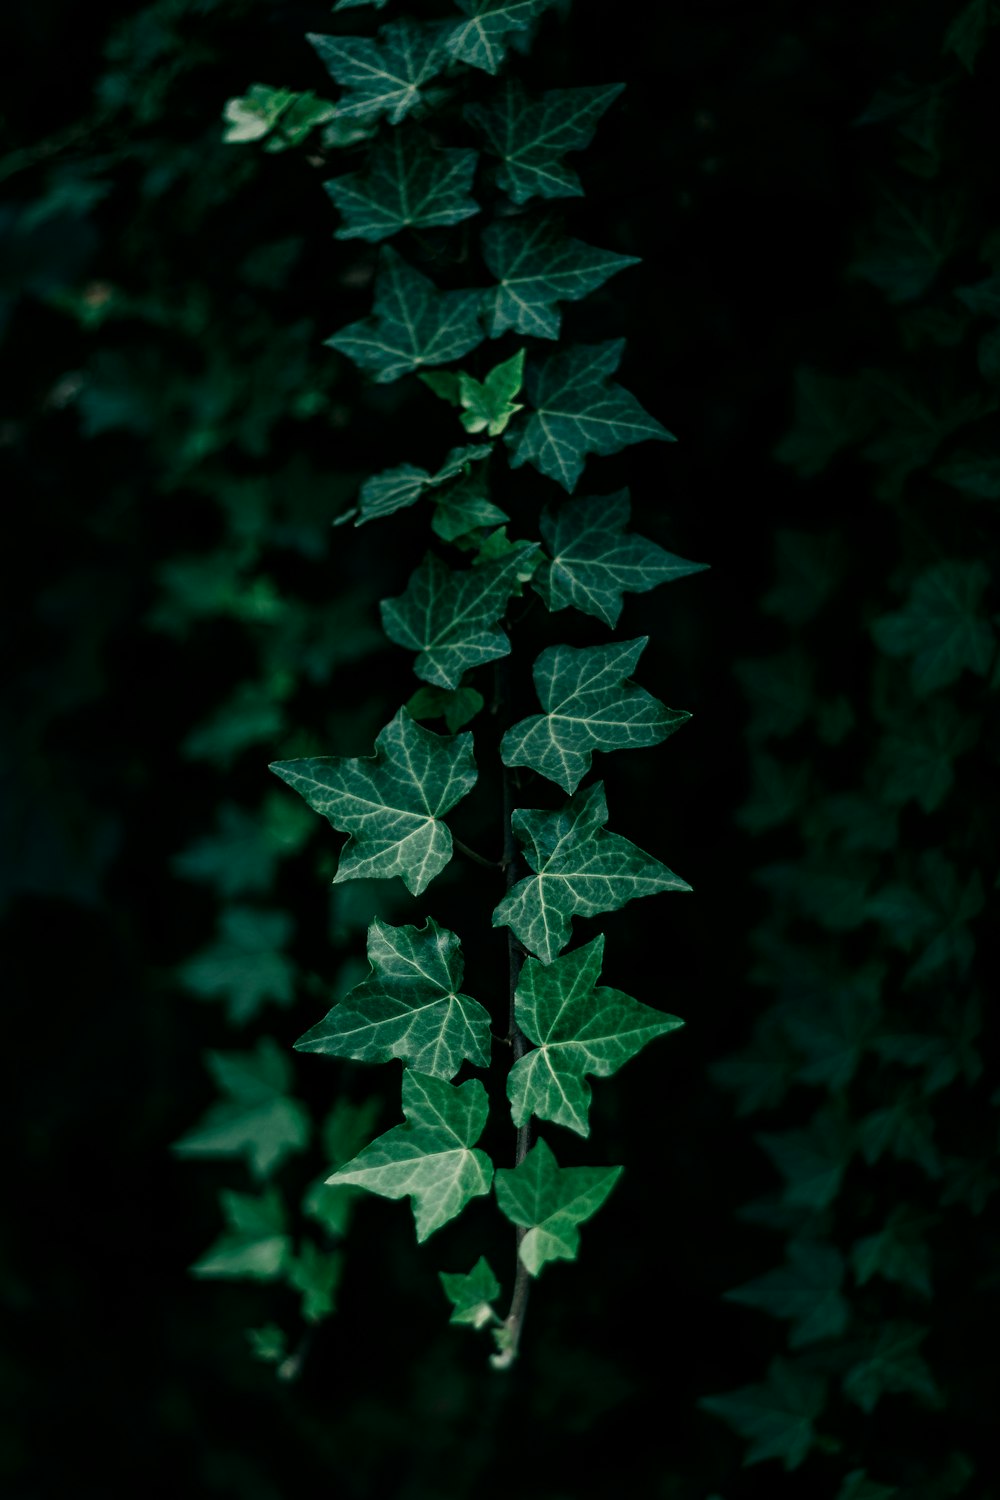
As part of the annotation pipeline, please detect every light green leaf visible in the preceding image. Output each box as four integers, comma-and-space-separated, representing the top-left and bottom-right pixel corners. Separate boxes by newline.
843, 1322, 940, 1413
270, 707, 477, 896
494, 1137, 621, 1274
509, 934, 682, 1136
179, 906, 296, 1026
407, 684, 485, 732
346, 444, 488, 526
725, 1240, 849, 1348
324, 131, 479, 242
222, 85, 294, 143
287, 1241, 343, 1323
871, 561, 994, 694
534, 489, 706, 626
439, 1256, 502, 1327
466, 80, 624, 203
501, 636, 689, 794
328, 1070, 493, 1241
446, 0, 560, 74
507, 340, 673, 491
493, 780, 690, 963
172, 1036, 310, 1180
851, 189, 963, 303
459, 348, 525, 435
836, 1471, 898, 1500
326, 247, 485, 382
851, 1206, 933, 1298
480, 216, 639, 339
699, 1358, 827, 1470
191, 1187, 291, 1281
295, 917, 492, 1079
308, 20, 450, 127
380, 544, 539, 688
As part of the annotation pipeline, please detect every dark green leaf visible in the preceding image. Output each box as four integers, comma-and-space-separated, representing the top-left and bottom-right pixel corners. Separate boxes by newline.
446, 0, 561, 75
309, 20, 450, 128
757, 1109, 854, 1211
179, 906, 296, 1025
851, 1207, 933, 1298
407, 684, 485, 732
700, 1358, 828, 1470
725, 1240, 849, 1348
494, 1136, 622, 1274
480, 215, 638, 339
466, 80, 623, 202
324, 131, 479, 242
843, 1322, 940, 1413
288, 1242, 343, 1322
871, 561, 994, 694
347, 444, 489, 527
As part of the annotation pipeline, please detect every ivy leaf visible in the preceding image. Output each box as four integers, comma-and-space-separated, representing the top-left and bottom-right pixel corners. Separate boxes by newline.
508, 934, 682, 1135
774, 367, 874, 477
439, 1256, 501, 1327
407, 684, 485, 733
699, 1358, 827, 1470
172, 1036, 310, 1180
871, 561, 995, 694
876, 698, 979, 812
270, 707, 477, 896
179, 906, 296, 1025
294, 917, 492, 1079
837, 1472, 899, 1500
308, 20, 450, 128
191, 1187, 291, 1281
422, 348, 526, 435
494, 1136, 622, 1274
851, 189, 963, 303
466, 80, 624, 203
302, 1097, 383, 1238
346, 443, 489, 526
780, 965, 885, 1091
943, 0, 1000, 72
934, 449, 1000, 499
858, 1090, 942, 1178
222, 87, 336, 150
725, 1240, 849, 1348
493, 780, 691, 963
172, 794, 313, 898
757, 1109, 854, 1212
762, 529, 845, 625
335, 0, 390, 9
288, 1241, 343, 1323
431, 464, 509, 543
324, 131, 480, 242
851, 1206, 933, 1298
480, 216, 639, 339
380, 544, 539, 689
843, 1322, 940, 1413
328, 1071, 493, 1241
501, 636, 689, 794
326, 248, 485, 382
506, 340, 673, 491
446, 0, 561, 74
710, 1019, 799, 1116
534, 489, 706, 627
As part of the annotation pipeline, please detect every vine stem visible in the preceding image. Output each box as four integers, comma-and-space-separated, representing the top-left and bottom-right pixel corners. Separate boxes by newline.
451, 835, 501, 871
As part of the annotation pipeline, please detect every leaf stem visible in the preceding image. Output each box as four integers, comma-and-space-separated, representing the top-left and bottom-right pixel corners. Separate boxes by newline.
452, 835, 501, 871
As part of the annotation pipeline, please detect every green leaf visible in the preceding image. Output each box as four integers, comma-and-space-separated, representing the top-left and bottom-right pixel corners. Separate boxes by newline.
710, 1021, 799, 1116
326, 247, 485, 383
507, 340, 673, 491
876, 697, 979, 812
480, 216, 639, 339
179, 906, 296, 1025
287, 1241, 343, 1323
534, 489, 706, 627
295, 917, 492, 1079
843, 1322, 940, 1413
347, 444, 489, 526
335, 0, 390, 9
466, 80, 624, 203
858, 1090, 942, 1178
172, 793, 314, 898
871, 561, 995, 694
459, 348, 525, 435
324, 130, 480, 242
270, 707, 477, 896
303, 1097, 383, 1237
431, 464, 509, 543
328, 1071, 493, 1241
773, 367, 874, 477
407, 684, 485, 732
735, 649, 814, 740
494, 1137, 622, 1274
836, 1471, 899, 1500
172, 1036, 310, 1180
699, 1358, 827, 1470
446, 0, 561, 74
851, 1207, 933, 1298
246, 1325, 288, 1365
725, 1240, 849, 1348
308, 20, 450, 128
781, 966, 885, 1092
501, 637, 689, 794
762, 529, 845, 625
509, 934, 682, 1136
757, 1109, 854, 1212
493, 780, 691, 963
934, 448, 1000, 498
191, 1187, 291, 1281
380, 544, 539, 689
851, 189, 962, 303
943, 0, 1000, 72
439, 1256, 502, 1327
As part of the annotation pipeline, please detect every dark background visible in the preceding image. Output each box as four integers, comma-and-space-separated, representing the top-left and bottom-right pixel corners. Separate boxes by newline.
2, 1, 993, 1497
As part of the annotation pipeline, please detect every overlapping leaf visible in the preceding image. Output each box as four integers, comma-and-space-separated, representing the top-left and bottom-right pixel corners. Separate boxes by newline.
506, 340, 673, 491
172, 1036, 310, 1180
269, 707, 477, 895
326, 248, 485, 382
324, 131, 480, 242
445, 0, 562, 74
295, 917, 492, 1078
380, 544, 539, 688
535, 489, 706, 626
501, 636, 688, 794
421, 348, 526, 436
328, 1070, 493, 1240
466, 80, 623, 202
843, 1322, 939, 1413
309, 20, 450, 128
508, 935, 682, 1135
480, 216, 639, 339
345, 444, 488, 527
493, 780, 690, 962
871, 560, 994, 694
191, 1187, 291, 1281
494, 1137, 622, 1274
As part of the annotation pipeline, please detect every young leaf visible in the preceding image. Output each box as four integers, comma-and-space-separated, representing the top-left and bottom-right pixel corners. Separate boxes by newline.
269, 707, 477, 896
431, 465, 509, 543
466, 80, 624, 203
347, 444, 489, 526
501, 636, 689, 794
308, 20, 450, 128
380, 544, 539, 689
493, 780, 691, 963
506, 340, 674, 491
699, 1358, 827, 1470
407, 685, 485, 733
871, 561, 994, 695
535, 489, 706, 626
328, 1070, 493, 1241
480, 216, 639, 339
459, 348, 525, 435
446, 0, 561, 74
509, 934, 683, 1135
439, 1256, 502, 1327
842, 1322, 940, 1413
326, 247, 485, 382
324, 131, 480, 242
179, 906, 296, 1025
494, 1137, 622, 1274
724, 1239, 850, 1348
191, 1187, 291, 1281
173, 1036, 310, 1180
295, 917, 492, 1079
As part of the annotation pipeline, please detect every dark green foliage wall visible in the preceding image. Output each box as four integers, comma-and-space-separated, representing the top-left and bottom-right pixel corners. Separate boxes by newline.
2, 2, 996, 1498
